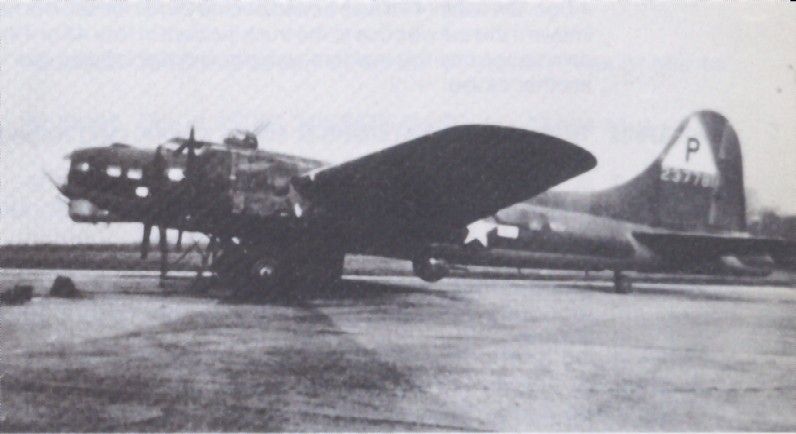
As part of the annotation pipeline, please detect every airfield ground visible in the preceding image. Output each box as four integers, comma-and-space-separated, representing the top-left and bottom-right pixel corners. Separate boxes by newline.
1, 268, 795, 431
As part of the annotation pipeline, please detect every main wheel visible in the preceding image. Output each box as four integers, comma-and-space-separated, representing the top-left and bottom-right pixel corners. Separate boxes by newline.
613, 270, 633, 294
212, 244, 256, 284
412, 256, 449, 283
248, 251, 345, 298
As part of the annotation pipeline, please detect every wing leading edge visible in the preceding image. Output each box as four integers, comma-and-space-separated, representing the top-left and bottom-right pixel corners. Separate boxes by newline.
295, 125, 596, 239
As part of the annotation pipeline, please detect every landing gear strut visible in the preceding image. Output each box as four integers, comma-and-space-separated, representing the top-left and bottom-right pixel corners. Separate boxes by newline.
158, 225, 168, 288
613, 270, 633, 294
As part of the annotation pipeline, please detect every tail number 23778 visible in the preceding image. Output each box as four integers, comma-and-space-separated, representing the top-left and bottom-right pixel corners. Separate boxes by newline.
660, 167, 719, 188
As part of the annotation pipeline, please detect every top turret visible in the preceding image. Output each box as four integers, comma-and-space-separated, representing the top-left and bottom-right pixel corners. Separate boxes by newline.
223, 130, 258, 150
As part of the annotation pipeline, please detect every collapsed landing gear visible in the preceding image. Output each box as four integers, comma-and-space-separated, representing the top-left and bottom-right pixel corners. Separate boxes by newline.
613, 270, 633, 294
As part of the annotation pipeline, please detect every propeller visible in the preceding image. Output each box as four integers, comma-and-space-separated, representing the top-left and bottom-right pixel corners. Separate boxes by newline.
155, 127, 199, 258
174, 126, 201, 155
147, 127, 207, 283
173, 126, 206, 183
174, 126, 207, 165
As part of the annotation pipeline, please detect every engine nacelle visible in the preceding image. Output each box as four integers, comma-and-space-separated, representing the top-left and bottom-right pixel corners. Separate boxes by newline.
68, 199, 113, 223
412, 256, 450, 283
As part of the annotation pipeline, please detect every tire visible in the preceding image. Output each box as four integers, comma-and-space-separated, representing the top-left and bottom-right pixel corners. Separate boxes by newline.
613, 271, 633, 294
242, 250, 345, 299
412, 256, 449, 283
213, 245, 259, 291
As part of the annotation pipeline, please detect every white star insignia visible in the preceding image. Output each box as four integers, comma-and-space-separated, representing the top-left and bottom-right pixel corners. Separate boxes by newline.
464, 219, 497, 247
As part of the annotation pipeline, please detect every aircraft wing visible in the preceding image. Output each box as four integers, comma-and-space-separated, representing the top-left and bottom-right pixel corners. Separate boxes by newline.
294, 125, 596, 238
633, 231, 796, 258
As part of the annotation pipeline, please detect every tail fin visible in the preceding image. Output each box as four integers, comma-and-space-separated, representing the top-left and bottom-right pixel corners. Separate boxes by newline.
531, 110, 747, 233
655, 110, 746, 232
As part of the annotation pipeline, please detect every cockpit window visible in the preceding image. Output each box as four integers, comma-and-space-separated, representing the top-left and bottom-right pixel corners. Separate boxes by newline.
75, 161, 90, 172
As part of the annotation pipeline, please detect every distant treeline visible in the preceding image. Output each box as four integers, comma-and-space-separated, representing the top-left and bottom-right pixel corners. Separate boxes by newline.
0, 243, 198, 253
0, 243, 202, 271
749, 212, 796, 240
0, 243, 408, 275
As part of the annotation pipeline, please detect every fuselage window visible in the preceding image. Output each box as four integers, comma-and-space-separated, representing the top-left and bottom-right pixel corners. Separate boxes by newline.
127, 168, 143, 180
167, 167, 185, 182
106, 165, 122, 178
75, 161, 90, 172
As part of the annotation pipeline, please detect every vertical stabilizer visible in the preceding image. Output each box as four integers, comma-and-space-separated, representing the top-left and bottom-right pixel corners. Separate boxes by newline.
657, 111, 746, 232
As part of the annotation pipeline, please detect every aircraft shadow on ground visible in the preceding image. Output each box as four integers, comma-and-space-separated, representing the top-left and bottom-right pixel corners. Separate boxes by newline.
110, 274, 773, 306
218, 277, 463, 306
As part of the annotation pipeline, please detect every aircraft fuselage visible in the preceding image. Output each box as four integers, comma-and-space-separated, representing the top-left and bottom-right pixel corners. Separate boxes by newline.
431, 204, 662, 273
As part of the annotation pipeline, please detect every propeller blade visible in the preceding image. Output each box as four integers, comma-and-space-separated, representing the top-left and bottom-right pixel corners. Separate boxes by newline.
158, 225, 168, 284
141, 223, 152, 260
175, 141, 188, 154
159, 226, 168, 254
176, 230, 183, 252
44, 171, 69, 197
175, 126, 199, 155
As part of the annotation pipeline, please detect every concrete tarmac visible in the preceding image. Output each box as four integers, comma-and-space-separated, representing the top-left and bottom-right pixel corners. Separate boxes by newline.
2, 269, 795, 431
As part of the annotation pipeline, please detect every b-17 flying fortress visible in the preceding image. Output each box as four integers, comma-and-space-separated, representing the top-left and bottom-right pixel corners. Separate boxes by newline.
5, 3, 795, 431
53, 110, 796, 293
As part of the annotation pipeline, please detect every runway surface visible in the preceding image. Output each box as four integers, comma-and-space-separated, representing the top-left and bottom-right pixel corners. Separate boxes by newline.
2, 268, 795, 431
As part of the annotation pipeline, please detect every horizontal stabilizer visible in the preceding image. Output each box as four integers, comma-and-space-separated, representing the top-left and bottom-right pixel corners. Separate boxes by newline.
633, 231, 796, 259
297, 125, 596, 237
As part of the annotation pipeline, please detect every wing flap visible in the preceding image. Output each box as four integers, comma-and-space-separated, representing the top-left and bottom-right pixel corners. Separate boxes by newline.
296, 125, 596, 235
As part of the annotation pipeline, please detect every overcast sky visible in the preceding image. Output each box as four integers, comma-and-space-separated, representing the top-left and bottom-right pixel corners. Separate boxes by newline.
2, 1, 794, 244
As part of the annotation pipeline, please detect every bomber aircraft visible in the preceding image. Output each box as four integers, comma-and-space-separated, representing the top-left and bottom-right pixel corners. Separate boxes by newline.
55, 112, 794, 294
54, 125, 596, 291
